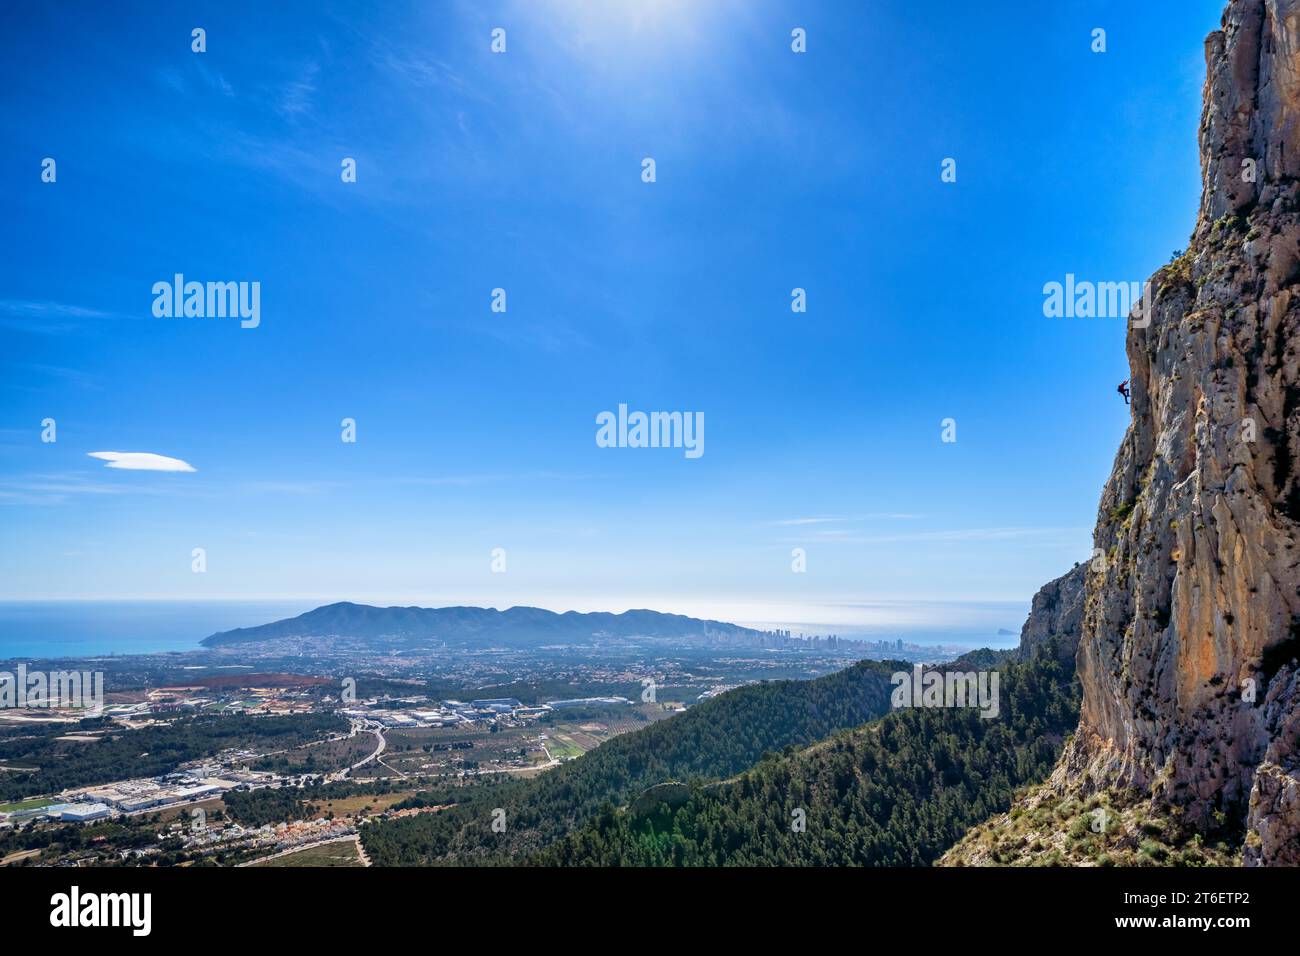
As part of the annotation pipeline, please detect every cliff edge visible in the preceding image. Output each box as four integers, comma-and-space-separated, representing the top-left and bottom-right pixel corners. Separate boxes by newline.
949, 0, 1300, 866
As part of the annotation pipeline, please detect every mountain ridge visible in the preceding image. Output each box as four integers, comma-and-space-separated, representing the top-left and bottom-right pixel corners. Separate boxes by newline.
201, 601, 765, 648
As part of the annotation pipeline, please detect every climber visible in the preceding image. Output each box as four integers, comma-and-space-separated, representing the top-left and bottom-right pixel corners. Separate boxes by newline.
1117, 379, 1130, 404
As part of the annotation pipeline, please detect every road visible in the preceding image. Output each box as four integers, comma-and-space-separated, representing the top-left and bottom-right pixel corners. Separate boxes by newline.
327, 720, 387, 782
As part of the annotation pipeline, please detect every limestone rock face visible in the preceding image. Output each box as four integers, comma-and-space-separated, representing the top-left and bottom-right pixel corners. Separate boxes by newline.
1067, 0, 1300, 865
1016, 564, 1087, 665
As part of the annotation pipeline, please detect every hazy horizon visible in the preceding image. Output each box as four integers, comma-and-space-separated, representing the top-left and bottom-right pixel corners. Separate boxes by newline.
0, 594, 1029, 659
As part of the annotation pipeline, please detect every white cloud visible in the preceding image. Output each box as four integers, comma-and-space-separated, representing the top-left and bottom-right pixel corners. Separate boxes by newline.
87, 452, 196, 473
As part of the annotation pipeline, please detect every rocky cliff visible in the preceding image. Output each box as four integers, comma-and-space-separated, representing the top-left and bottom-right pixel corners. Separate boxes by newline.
949, 0, 1300, 867
1071, 0, 1300, 866
1016, 563, 1087, 665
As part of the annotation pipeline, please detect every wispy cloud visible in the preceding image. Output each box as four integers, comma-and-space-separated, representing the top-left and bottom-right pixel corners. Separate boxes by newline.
0, 300, 117, 334
87, 452, 196, 473
158, 62, 233, 99
375, 46, 467, 95
3, 363, 100, 392
0, 471, 337, 506
468, 319, 594, 354
0, 476, 135, 504
784, 527, 1086, 546
279, 61, 319, 117
385, 470, 594, 488
156, 68, 188, 94
0, 471, 207, 505
236, 480, 337, 495
772, 513, 922, 526
195, 61, 235, 97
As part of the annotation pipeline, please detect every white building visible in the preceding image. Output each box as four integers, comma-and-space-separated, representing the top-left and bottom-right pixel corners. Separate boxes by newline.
57, 803, 112, 822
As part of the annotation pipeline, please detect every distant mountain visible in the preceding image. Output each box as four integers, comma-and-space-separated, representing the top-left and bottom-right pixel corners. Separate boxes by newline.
201, 602, 762, 649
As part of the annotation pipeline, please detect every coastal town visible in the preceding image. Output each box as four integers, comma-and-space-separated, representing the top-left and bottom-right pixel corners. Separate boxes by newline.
0, 622, 976, 869
0, 674, 674, 867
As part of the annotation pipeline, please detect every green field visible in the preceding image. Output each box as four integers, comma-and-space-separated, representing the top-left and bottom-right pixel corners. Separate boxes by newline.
0, 797, 58, 813
543, 735, 584, 760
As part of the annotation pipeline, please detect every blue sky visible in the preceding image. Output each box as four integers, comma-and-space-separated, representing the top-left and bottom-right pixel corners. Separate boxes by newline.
0, 1, 1224, 634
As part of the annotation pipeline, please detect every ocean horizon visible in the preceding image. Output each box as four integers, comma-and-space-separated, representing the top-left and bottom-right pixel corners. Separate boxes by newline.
0, 599, 1027, 660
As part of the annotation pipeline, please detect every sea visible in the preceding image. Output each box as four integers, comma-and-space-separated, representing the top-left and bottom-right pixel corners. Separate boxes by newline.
0, 601, 314, 659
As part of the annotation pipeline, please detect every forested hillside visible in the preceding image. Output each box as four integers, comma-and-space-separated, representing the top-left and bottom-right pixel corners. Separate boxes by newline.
361, 658, 902, 864
537, 643, 1078, 866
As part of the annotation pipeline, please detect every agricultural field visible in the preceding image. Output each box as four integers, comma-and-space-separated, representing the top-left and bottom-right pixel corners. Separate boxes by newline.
360, 724, 540, 780
541, 732, 585, 760
250, 837, 364, 867
361, 705, 676, 781
307, 789, 414, 820
156, 796, 223, 825
251, 731, 375, 774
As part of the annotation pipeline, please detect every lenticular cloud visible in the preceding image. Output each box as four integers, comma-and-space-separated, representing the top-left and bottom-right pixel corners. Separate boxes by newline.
87, 451, 196, 473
